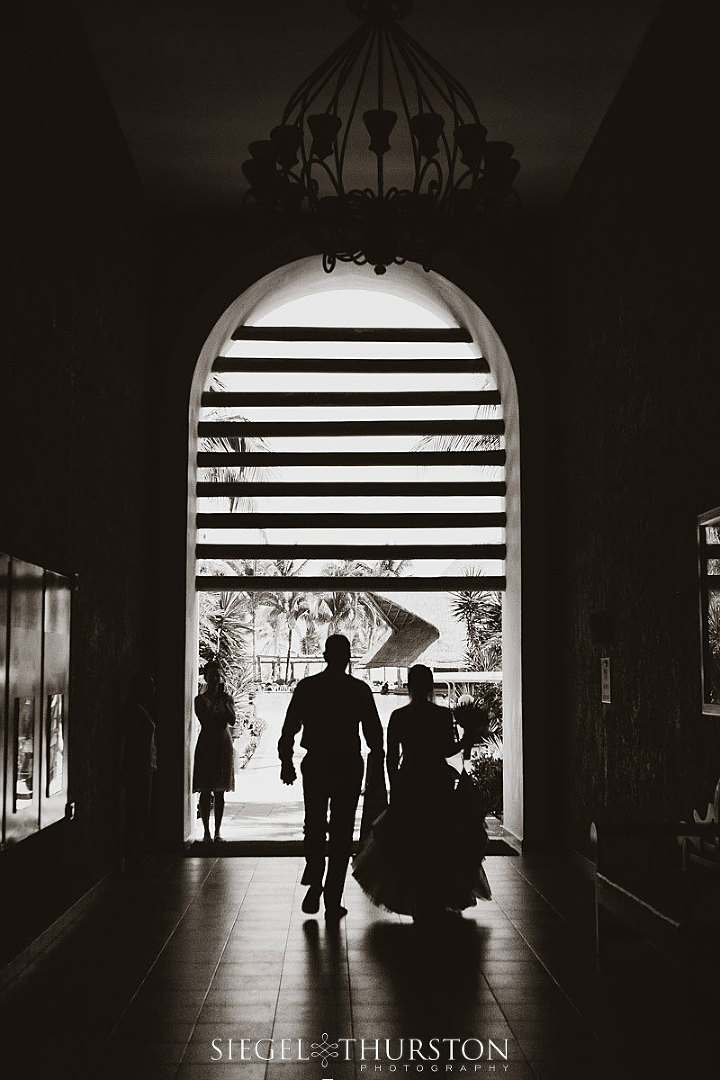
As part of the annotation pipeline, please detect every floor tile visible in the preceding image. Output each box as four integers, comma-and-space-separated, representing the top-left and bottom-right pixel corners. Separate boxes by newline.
177, 1065, 268, 1080
3, 853, 716, 1080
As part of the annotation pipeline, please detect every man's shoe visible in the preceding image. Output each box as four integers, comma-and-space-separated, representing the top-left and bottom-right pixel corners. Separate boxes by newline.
324, 905, 348, 922
302, 885, 323, 914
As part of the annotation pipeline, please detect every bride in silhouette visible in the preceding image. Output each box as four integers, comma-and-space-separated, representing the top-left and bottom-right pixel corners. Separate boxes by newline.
353, 664, 491, 919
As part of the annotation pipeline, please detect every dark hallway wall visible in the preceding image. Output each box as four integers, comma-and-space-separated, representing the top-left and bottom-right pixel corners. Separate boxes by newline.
556, 0, 718, 855
1, 2, 150, 963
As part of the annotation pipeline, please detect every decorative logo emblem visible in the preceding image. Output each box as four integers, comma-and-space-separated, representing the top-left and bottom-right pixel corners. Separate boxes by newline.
311, 1033, 339, 1068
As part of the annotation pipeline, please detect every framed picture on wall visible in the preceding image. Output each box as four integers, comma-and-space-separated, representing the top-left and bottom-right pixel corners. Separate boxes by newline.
699, 507, 720, 716
14, 697, 35, 812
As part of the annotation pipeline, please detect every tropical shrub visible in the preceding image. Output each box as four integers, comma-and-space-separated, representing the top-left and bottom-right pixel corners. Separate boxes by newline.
450, 582, 502, 671
468, 754, 503, 817
233, 713, 267, 769
453, 687, 503, 755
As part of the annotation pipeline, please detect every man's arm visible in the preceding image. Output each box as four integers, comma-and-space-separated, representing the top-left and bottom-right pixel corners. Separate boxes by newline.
359, 684, 384, 756
277, 685, 304, 784
386, 713, 401, 791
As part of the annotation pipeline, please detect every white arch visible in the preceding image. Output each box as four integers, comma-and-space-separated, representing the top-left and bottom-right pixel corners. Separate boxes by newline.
186, 257, 523, 842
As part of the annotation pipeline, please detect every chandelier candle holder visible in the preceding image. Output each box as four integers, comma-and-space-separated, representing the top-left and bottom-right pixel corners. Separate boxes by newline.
242, 0, 520, 274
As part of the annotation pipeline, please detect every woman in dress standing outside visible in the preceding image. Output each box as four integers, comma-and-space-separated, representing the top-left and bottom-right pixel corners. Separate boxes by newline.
193, 659, 236, 842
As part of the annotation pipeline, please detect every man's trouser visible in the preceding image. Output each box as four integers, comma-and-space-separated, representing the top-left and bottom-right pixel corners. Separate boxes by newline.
300, 753, 364, 908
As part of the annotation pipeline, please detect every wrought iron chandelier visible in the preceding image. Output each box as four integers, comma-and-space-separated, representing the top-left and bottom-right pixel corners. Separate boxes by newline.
242, 0, 520, 274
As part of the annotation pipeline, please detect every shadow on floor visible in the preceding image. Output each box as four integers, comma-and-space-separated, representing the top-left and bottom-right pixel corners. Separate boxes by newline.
0, 854, 717, 1080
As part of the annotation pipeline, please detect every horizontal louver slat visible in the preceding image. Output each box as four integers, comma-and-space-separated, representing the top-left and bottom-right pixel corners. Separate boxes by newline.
201, 390, 499, 407
197, 481, 506, 497
196, 576, 506, 592
198, 419, 504, 437
197, 512, 506, 528
213, 357, 489, 373
197, 450, 506, 467
197, 544, 506, 560
230, 326, 472, 342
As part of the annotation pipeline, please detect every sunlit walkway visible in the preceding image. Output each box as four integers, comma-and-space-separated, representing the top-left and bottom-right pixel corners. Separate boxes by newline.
214, 693, 307, 842
197, 690, 377, 842
198, 692, 504, 843
198, 691, 402, 842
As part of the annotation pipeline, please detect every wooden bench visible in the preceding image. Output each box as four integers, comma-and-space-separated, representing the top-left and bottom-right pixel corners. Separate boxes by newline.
682, 778, 720, 875
590, 812, 720, 962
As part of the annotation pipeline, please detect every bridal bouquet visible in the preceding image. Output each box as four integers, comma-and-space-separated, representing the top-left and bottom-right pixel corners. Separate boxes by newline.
453, 694, 491, 752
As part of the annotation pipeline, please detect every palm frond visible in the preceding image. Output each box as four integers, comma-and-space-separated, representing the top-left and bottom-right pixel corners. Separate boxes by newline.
199, 390, 276, 513
412, 402, 502, 455
450, 571, 502, 671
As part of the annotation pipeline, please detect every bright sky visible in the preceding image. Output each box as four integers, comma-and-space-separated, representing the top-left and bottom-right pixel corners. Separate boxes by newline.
198, 289, 505, 576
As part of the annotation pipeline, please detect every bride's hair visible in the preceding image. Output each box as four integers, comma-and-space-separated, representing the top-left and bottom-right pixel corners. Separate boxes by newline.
407, 664, 434, 702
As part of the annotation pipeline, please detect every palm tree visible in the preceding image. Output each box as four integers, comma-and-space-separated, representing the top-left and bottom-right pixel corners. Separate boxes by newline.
314, 588, 355, 636
319, 560, 379, 653
200, 377, 273, 512
297, 593, 331, 657
412, 383, 504, 662
260, 591, 304, 683
198, 379, 275, 683
358, 558, 412, 578
450, 574, 502, 671
356, 559, 411, 653
412, 376, 502, 481
198, 557, 275, 682
198, 589, 253, 690
258, 560, 309, 682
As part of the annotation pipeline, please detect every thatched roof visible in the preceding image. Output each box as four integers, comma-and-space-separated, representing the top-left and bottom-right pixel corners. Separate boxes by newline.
360, 591, 467, 669
361, 593, 440, 668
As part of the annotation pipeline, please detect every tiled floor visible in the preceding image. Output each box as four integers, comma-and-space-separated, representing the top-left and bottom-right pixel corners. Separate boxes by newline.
0, 855, 715, 1080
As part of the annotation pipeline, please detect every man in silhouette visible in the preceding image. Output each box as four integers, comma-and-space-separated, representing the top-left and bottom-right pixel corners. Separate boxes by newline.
278, 633, 384, 920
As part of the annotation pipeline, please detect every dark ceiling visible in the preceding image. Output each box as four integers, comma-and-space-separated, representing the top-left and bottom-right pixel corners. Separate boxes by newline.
72, 0, 661, 213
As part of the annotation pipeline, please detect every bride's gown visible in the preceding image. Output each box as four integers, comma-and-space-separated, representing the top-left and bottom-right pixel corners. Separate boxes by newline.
353, 700, 491, 915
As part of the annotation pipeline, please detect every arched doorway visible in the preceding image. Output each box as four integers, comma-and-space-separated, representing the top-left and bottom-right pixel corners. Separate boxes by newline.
184, 258, 523, 845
